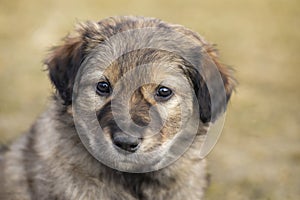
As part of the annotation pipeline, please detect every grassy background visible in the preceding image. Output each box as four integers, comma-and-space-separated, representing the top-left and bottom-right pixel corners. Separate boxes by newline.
0, 0, 299, 199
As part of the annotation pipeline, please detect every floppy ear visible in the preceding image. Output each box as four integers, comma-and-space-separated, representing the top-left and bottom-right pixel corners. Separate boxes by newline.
206, 46, 236, 102
184, 45, 236, 123
45, 21, 106, 105
44, 32, 84, 105
45, 32, 85, 105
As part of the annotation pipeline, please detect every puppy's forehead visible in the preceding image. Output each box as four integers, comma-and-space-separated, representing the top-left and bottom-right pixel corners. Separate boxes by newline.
102, 49, 185, 85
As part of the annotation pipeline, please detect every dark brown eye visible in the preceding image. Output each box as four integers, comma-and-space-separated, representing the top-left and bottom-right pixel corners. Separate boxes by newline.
96, 81, 111, 96
155, 86, 173, 101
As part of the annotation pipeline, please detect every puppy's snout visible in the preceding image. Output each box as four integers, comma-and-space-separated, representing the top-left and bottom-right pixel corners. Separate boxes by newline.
112, 133, 141, 153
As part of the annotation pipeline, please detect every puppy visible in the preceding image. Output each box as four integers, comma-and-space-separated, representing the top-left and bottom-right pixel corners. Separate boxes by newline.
0, 16, 235, 200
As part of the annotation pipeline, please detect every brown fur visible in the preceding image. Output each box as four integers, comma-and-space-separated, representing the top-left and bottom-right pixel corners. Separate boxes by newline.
0, 16, 235, 200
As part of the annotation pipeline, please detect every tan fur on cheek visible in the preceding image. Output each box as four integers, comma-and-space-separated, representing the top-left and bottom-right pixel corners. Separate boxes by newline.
160, 114, 182, 143
152, 101, 183, 145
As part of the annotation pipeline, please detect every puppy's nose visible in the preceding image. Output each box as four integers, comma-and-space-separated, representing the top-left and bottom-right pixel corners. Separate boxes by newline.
112, 134, 141, 153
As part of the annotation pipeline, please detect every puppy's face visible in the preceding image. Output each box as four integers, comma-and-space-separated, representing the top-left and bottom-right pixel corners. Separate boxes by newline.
45, 16, 235, 172
96, 51, 194, 154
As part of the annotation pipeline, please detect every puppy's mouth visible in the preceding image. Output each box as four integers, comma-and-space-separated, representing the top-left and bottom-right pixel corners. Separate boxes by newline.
111, 146, 166, 171
80, 123, 187, 172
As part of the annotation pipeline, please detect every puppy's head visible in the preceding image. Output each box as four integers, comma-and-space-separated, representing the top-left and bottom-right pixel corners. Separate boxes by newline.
45, 16, 235, 172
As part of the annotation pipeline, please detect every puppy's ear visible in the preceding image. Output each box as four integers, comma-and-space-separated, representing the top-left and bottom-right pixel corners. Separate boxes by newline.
184, 45, 236, 123
45, 31, 85, 105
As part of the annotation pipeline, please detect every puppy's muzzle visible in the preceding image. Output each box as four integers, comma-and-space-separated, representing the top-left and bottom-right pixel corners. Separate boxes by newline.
112, 133, 141, 153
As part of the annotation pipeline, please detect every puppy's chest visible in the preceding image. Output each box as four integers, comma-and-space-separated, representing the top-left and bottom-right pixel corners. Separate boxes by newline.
57, 172, 183, 200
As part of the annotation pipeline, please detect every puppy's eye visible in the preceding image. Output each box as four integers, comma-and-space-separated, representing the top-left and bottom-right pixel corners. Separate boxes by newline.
155, 86, 173, 101
96, 81, 111, 96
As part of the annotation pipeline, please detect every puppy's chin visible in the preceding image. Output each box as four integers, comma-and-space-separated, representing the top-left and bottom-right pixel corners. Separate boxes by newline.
89, 140, 169, 172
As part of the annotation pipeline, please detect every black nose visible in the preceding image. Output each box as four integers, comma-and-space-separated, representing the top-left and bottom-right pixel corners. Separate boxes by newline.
112, 134, 141, 153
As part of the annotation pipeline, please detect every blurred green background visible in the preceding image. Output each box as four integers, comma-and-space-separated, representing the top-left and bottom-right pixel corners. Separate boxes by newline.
0, 0, 299, 199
